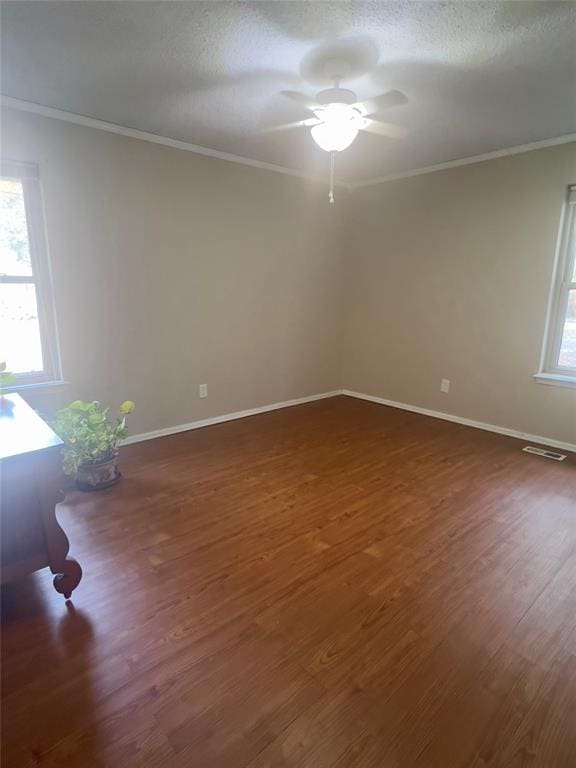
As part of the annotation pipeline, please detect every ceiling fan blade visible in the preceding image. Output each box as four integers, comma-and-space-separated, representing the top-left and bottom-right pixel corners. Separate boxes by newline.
263, 118, 319, 133
280, 90, 321, 112
361, 118, 408, 139
354, 89, 408, 115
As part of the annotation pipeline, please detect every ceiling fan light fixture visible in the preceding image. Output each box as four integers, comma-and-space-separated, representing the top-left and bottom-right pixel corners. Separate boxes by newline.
279, 79, 408, 204
311, 121, 358, 152
310, 103, 364, 152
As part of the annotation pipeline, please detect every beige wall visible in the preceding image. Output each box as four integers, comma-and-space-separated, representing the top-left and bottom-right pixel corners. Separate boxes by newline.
342, 143, 576, 445
2, 106, 575, 446
1, 107, 345, 435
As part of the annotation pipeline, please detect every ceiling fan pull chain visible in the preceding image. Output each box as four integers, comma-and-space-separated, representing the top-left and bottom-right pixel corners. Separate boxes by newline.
329, 150, 335, 204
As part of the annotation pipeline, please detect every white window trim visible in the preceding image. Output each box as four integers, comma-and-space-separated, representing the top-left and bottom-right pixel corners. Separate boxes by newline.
1, 159, 64, 388
534, 185, 576, 389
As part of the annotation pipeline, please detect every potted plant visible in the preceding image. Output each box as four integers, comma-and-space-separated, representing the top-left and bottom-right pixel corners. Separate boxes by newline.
0, 362, 16, 412
54, 399, 135, 491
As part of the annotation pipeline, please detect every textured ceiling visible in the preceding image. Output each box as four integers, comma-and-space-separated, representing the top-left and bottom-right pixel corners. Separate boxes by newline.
1, 1, 575, 183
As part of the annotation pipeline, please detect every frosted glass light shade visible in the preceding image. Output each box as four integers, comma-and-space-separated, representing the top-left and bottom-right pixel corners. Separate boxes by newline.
310, 103, 364, 152
311, 121, 359, 152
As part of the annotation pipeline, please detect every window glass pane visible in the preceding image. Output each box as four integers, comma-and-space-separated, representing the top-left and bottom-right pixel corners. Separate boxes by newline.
558, 289, 576, 369
0, 178, 32, 277
0, 283, 44, 373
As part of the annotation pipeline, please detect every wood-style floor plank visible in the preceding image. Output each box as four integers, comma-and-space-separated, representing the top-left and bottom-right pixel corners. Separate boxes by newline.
2, 395, 575, 767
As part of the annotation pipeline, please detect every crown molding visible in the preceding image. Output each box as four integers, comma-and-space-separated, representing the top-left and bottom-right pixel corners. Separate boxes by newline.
3, 94, 572, 192
1, 94, 351, 190
349, 133, 576, 189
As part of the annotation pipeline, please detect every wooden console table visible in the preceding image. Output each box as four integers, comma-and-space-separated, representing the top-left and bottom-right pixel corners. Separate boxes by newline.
0, 394, 82, 599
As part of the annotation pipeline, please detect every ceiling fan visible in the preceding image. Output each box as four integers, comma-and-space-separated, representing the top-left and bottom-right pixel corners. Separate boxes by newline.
269, 70, 408, 203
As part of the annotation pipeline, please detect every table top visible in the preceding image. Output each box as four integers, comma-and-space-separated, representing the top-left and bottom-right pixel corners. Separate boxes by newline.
0, 393, 62, 461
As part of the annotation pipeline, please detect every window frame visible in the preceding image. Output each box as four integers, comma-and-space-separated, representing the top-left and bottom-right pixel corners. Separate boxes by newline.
1, 160, 63, 388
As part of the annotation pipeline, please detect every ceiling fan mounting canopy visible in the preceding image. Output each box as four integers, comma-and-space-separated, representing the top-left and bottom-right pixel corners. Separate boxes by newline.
316, 87, 357, 106
322, 57, 354, 82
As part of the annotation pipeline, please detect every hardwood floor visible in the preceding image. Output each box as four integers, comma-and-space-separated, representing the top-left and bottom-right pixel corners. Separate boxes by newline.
2, 395, 575, 767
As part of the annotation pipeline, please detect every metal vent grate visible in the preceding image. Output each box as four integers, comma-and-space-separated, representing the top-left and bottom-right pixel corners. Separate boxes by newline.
522, 446, 567, 461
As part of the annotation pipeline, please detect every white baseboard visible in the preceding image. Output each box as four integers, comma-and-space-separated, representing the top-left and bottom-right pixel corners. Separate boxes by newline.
122, 387, 575, 455
122, 390, 342, 446
342, 389, 576, 454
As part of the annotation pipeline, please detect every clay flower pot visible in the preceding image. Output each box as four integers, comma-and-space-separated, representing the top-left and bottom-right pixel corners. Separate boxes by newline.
76, 452, 121, 491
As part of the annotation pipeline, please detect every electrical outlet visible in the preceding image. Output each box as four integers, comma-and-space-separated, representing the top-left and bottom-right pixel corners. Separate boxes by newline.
199, 383, 208, 398
440, 378, 450, 393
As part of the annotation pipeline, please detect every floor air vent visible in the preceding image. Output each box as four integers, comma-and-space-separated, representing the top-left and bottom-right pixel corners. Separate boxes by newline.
522, 446, 567, 461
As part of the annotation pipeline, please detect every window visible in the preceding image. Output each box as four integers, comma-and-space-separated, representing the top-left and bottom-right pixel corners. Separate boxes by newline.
536, 185, 576, 387
0, 161, 62, 386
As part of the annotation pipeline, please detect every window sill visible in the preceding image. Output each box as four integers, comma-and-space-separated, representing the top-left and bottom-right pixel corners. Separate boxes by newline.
533, 372, 576, 389
8, 380, 69, 393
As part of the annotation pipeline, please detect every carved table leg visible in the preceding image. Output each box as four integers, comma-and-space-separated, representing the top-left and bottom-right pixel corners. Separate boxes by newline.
52, 557, 83, 600
39, 463, 84, 599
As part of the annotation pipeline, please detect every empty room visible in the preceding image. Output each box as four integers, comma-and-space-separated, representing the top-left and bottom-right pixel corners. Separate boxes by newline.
1, 2, 575, 766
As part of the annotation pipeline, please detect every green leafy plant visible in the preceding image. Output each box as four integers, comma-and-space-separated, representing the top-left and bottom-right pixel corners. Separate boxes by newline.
53, 399, 135, 476
0, 362, 16, 394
